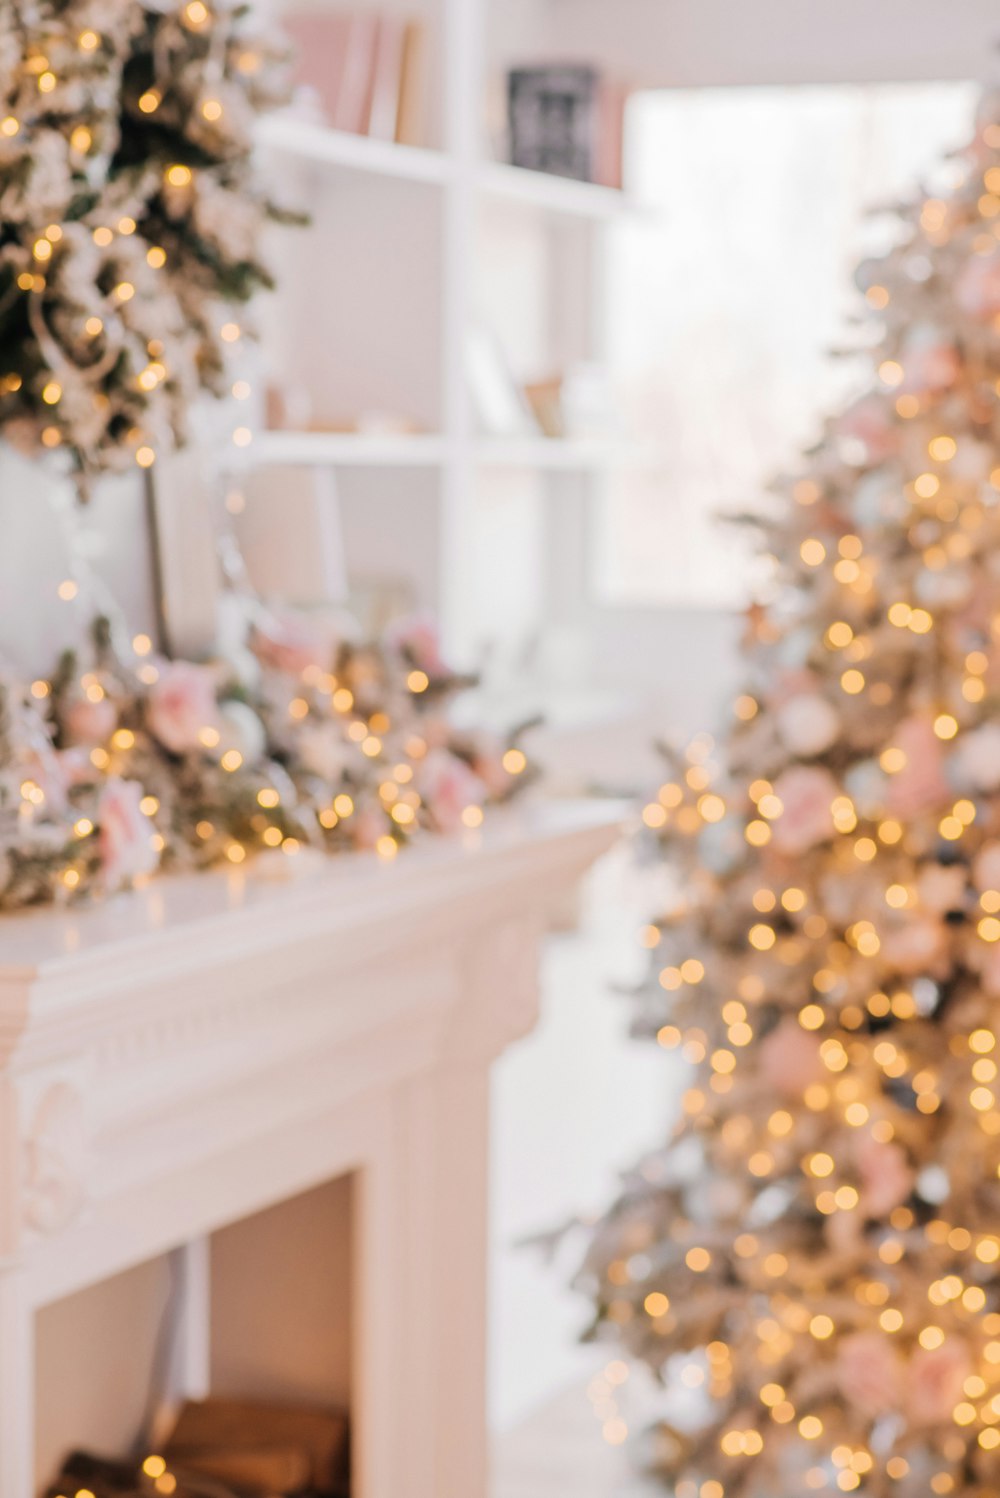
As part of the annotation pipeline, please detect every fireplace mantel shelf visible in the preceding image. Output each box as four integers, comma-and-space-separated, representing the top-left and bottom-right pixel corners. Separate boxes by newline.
0, 797, 622, 1498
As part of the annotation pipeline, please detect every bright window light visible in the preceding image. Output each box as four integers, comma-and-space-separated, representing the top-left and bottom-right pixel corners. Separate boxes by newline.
596, 82, 978, 607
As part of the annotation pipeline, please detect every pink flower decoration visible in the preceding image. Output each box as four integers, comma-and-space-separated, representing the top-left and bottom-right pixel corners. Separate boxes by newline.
62, 695, 117, 747
909, 1341, 972, 1425
836, 395, 899, 465
956, 252, 1000, 320
418, 749, 486, 834
855, 1136, 913, 1217
251, 609, 337, 678
146, 661, 219, 755
23, 746, 90, 816
836, 1332, 904, 1416
770, 766, 838, 855
98, 778, 159, 891
758, 1020, 825, 1097
880, 915, 949, 977
885, 718, 949, 818
385, 613, 451, 679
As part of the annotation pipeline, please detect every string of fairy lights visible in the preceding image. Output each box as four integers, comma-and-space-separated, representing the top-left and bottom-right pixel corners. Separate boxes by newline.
0, 0, 290, 485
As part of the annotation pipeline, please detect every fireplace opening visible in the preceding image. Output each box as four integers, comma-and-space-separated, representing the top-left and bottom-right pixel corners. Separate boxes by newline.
35, 1173, 354, 1497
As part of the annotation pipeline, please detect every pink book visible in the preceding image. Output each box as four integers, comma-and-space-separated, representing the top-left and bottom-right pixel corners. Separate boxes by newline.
282, 10, 352, 124
333, 12, 379, 135
367, 16, 406, 141
596, 78, 629, 190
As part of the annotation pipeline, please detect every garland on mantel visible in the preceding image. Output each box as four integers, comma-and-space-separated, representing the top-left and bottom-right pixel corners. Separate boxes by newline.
0, 606, 532, 910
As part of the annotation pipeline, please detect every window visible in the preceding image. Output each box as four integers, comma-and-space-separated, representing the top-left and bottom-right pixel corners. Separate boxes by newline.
596, 82, 978, 608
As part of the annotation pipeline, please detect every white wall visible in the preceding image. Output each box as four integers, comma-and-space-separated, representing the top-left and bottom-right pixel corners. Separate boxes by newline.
543, 0, 1000, 88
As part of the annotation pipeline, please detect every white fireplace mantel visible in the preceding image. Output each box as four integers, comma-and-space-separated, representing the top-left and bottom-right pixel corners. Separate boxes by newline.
0, 798, 621, 1498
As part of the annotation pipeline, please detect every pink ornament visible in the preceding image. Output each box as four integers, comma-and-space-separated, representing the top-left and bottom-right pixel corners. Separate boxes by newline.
385, 613, 451, 679
973, 841, 1000, 892
952, 723, 1000, 792
146, 661, 220, 756
62, 695, 117, 747
909, 1341, 972, 1425
418, 749, 486, 834
880, 915, 950, 977
775, 694, 840, 757
956, 251, 1000, 320
251, 609, 337, 678
97, 778, 159, 891
769, 669, 818, 706
855, 1135, 913, 1217
885, 718, 949, 818
916, 863, 967, 914
770, 766, 838, 855
758, 1020, 825, 1097
835, 1332, 904, 1416
836, 394, 899, 465
900, 333, 960, 396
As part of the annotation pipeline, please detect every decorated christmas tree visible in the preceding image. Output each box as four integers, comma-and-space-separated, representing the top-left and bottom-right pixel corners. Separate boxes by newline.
578, 93, 1000, 1497
0, 0, 291, 489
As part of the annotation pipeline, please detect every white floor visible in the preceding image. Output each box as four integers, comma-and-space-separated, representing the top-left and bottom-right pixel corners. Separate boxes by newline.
489, 843, 682, 1493
493, 1383, 663, 1498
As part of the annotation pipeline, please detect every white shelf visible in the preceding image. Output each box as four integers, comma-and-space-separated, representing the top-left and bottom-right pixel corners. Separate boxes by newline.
250, 431, 448, 468
255, 0, 643, 666
478, 160, 633, 221
258, 112, 452, 186
475, 437, 662, 471
259, 116, 631, 222
244, 433, 661, 476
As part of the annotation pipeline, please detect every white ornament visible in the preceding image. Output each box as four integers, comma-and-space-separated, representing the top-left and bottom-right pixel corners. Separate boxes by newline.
776, 694, 840, 756
216, 700, 267, 764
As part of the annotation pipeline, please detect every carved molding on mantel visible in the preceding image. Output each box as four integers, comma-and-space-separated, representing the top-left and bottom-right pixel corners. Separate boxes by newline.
22, 1078, 91, 1236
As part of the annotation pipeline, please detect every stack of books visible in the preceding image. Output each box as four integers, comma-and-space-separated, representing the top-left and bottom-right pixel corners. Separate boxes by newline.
507, 65, 631, 188
283, 7, 427, 146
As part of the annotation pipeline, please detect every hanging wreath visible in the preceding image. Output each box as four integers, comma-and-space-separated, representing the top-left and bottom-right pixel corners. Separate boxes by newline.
0, 1, 293, 491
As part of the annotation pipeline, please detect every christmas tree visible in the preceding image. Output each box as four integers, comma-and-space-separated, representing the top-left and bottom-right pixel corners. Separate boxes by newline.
579, 93, 1000, 1497
0, 0, 290, 488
